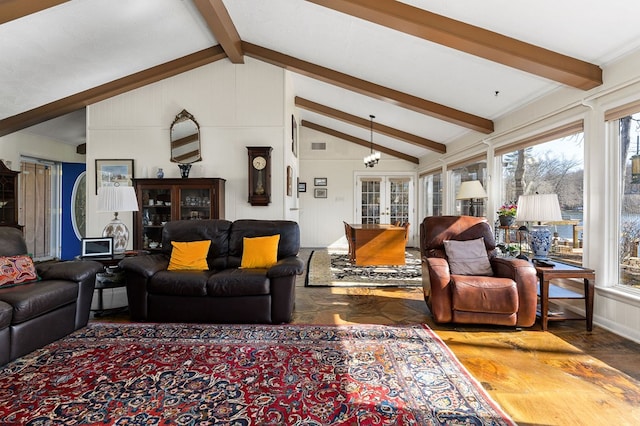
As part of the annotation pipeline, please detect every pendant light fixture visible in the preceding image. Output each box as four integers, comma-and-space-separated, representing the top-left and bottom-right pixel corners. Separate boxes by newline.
364, 114, 380, 168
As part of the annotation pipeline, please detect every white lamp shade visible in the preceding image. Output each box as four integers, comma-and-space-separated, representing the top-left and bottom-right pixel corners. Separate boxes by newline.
456, 180, 487, 200
515, 194, 562, 222
97, 186, 139, 212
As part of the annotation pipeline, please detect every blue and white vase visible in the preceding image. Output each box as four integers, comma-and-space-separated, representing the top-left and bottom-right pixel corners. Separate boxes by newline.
156, 168, 164, 179
529, 225, 552, 259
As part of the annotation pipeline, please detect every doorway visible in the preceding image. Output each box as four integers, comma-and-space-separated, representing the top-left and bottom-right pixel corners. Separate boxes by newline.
355, 173, 415, 244
19, 159, 61, 260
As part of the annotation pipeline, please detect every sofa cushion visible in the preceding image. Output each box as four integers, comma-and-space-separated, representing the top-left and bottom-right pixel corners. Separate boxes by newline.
444, 237, 493, 276
451, 276, 518, 314
161, 220, 232, 270
241, 235, 280, 269
207, 269, 270, 297
0, 301, 11, 329
228, 220, 300, 268
168, 240, 211, 271
0, 255, 39, 288
148, 270, 217, 296
0, 280, 78, 324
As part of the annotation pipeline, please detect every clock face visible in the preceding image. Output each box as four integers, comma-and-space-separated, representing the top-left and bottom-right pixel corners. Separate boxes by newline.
252, 156, 267, 170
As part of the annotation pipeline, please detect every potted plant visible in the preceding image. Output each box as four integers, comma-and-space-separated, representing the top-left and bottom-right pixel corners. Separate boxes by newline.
497, 202, 517, 226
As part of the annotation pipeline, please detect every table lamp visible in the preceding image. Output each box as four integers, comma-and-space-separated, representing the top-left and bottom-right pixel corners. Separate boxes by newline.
456, 180, 487, 216
515, 193, 562, 260
97, 185, 139, 253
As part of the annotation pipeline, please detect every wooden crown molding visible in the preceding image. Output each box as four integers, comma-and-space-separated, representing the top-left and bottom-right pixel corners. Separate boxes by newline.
307, 0, 602, 90
243, 42, 493, 134
301, 120, 419, 164
193, 0, 243, 64
295, 97, 446, 154
0, 46, 227, 137
0, 0, 68, 25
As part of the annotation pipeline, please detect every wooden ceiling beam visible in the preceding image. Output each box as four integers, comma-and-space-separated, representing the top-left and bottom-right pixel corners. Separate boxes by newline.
295, 97, 446, 154
0, 46, 227, 137
0, 0, 68, 25
193, 0, 244, 64
307, 0, 602, 90
243, 42, 493, 134
302, 120, 419, 164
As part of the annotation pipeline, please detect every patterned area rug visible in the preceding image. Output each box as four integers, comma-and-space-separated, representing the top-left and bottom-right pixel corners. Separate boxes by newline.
306, 248, 422, 287
0, 322, 514, 425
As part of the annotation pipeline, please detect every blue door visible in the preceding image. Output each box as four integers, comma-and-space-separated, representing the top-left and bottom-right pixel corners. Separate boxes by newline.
61, 163, 86, 260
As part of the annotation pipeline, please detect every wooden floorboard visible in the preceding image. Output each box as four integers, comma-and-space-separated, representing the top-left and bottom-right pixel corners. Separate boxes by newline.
94, 248, 640, 425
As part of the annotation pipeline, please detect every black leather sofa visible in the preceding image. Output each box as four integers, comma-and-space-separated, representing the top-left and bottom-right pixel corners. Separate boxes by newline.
0, 227, 103, 365
119, 219, 304, 324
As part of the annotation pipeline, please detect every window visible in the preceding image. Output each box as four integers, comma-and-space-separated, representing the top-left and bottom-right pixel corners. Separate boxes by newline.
616, 114, 640, 291
449, 161, 487, 217
496, 128, 584, 264
421, 171, 443, 217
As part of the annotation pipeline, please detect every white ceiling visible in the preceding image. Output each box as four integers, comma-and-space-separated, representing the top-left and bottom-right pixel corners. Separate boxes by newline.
4, 0, 640, 158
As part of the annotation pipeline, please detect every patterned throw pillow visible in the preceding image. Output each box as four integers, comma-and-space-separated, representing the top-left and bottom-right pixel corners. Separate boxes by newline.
0, 255, 40, 288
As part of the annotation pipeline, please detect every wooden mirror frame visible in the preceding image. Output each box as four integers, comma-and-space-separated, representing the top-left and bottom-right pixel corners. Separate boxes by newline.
170, 109, 202, 164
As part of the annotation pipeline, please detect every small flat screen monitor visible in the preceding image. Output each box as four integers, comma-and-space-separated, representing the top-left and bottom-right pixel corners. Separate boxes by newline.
81, 237, 114, 258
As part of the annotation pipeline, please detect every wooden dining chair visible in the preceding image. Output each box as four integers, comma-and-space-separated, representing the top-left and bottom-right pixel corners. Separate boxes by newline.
343, 221, 355, 263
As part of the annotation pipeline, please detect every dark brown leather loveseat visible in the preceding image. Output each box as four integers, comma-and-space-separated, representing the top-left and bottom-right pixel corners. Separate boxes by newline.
0, 227, 103, 365
419, 215, 538, 327
119, 219, 304, 324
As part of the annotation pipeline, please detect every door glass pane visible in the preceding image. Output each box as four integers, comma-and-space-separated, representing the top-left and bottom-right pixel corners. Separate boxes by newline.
389, 178, 410, 225
361, 179, 380, 224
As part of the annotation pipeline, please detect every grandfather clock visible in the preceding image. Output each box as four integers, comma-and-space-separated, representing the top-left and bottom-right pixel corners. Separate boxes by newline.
247, 146, 272, 206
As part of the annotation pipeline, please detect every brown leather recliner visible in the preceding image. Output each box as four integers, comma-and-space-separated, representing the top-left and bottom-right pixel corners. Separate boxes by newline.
419, 215, 538, 327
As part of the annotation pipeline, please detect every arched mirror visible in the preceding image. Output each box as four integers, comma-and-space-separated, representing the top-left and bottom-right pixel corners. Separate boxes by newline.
170, 109, 202, 164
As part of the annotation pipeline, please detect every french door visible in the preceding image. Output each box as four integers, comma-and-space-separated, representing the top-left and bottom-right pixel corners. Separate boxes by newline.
355, 174, 414, 230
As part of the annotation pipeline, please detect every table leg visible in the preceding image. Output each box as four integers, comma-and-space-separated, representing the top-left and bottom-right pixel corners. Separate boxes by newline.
540, 278, 549, 331
584, 278, 594, 332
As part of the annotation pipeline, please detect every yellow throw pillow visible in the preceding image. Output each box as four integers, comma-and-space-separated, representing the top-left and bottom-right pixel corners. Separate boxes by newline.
168, 240, 211, 271
241, 235, 280, 269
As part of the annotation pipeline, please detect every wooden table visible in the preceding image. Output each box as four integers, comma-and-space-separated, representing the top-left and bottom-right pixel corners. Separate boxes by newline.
534, 261, 595, 331
346, 223, 406, 266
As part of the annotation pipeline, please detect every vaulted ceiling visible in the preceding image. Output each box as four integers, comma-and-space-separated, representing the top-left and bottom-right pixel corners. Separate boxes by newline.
2, 0, 640, 161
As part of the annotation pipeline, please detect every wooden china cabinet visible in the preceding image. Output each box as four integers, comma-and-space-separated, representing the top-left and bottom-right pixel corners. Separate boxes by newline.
132, 178, 225, 251
0, 160, 21, 230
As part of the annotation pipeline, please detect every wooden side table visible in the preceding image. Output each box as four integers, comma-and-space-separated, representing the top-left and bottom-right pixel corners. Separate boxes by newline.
534, 261, 595, 331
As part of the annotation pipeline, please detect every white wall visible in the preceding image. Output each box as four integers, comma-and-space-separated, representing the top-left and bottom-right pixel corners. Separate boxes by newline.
0, 131, 85, 166
298, 126, 418, 247
418, 49, 640, 343
86, 57, 296, 239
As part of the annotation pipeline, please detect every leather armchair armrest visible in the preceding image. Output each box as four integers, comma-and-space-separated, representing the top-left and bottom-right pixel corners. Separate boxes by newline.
422, 256, 453, 323
267, 256, 305, 278
36, 260, 103, 282
119, 254, 169, 279
491, 257, 538, 326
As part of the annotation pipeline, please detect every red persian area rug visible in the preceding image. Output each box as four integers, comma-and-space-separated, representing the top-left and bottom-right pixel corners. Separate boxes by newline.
0, 323, 515, 425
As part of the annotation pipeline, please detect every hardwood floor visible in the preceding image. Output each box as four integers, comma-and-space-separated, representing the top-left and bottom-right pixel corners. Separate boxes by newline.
95, 250, 640, 425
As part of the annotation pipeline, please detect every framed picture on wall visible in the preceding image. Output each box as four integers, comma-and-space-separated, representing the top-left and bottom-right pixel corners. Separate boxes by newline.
314, 177, 327, 186
298, 182, 307, 193
314, 188, 327, 198
95, 159, 134, 194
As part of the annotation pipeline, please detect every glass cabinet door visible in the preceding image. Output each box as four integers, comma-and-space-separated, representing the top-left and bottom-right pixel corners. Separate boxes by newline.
141, 186, 172, 250
179, 186, 212, 220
